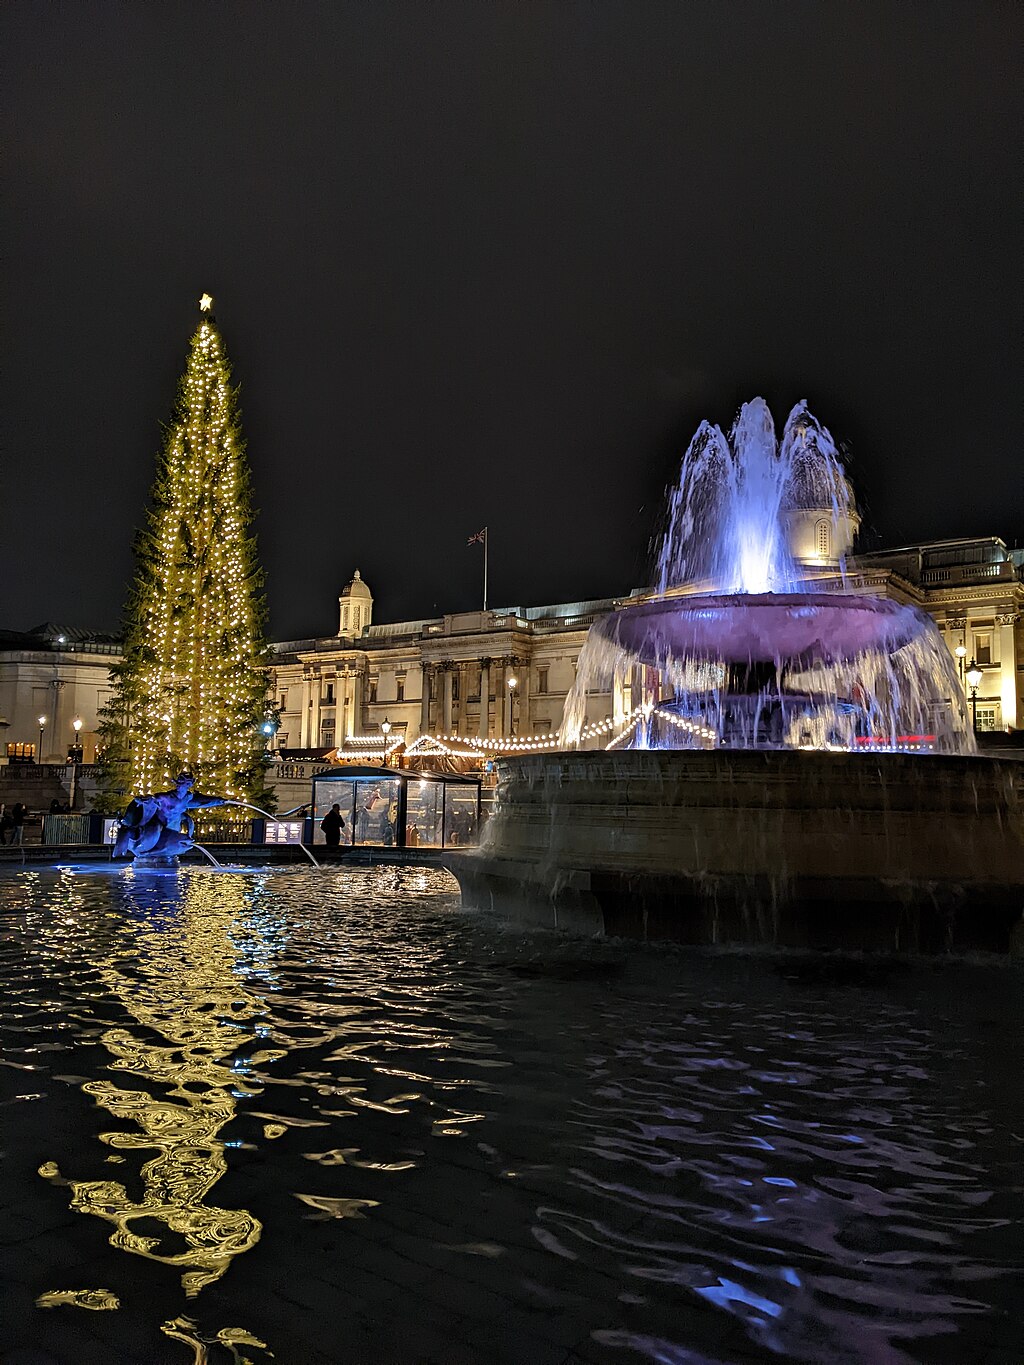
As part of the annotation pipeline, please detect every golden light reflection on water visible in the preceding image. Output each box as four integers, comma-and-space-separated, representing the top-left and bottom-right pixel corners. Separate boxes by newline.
41, 872, 268, 1299
161, 1316, 272, 1364
36, 1288, 120, 1310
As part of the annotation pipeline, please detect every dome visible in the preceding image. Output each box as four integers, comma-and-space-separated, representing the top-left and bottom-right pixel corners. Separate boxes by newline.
340, 568, 372, 600
338, 569, 373, 635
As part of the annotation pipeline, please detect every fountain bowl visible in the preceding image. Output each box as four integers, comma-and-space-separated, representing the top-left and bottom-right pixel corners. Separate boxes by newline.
449, 750, 1024, 954
595, 591, 927, 666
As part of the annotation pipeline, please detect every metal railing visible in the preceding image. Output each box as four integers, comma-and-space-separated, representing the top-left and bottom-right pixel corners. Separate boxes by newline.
41, 814, 92, 844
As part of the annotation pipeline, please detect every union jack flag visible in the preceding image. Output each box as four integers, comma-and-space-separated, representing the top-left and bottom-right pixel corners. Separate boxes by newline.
467, 528, 487, 546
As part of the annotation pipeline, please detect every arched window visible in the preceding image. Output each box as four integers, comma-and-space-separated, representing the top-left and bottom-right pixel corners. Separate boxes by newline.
816, 519, 831, 559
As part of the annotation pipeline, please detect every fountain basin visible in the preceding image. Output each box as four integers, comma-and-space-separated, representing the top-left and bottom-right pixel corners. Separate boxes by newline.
596, 591, 926, 666
451, 751, 1024, 953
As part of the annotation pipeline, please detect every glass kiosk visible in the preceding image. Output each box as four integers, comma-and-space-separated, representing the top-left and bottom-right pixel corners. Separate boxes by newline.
310, 766, 481, 850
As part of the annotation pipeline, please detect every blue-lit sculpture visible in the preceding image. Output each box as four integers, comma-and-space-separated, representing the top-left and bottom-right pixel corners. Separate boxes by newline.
114, 773, 225, 863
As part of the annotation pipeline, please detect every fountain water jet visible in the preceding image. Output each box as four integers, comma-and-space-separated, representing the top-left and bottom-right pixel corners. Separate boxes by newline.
562, 399, 973, 755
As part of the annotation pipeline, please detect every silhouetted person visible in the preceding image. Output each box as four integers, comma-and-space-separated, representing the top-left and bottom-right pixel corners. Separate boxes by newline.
320, 803, 345, 849
12, 803, 27, 845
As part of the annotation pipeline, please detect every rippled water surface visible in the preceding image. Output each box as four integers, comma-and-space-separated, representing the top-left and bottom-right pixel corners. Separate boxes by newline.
0, 866, 1020, 1365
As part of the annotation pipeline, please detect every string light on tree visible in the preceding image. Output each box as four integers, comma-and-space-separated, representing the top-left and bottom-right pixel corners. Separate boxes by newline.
97, 294, 272, 810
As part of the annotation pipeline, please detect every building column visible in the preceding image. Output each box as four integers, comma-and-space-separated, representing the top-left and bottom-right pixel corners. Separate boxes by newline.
998, 613, 1018, 729
612, 663, 628, 728
442, 665, 454, 734
500, 658, 520, 737
49, 678, 66, 762
351, 670, 364, 736
420, 665, 432, 737
299, 673, 313, 748
478, 659, 490, 737
309, 674, 321, 749
494, 659, 507, 737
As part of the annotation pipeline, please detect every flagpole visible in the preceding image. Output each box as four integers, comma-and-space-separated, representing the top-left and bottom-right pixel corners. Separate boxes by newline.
483, 529, 488, 613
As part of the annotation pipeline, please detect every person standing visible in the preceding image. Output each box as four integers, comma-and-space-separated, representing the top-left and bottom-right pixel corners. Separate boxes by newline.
320, 803, 345, 850
12, 803, 27, 845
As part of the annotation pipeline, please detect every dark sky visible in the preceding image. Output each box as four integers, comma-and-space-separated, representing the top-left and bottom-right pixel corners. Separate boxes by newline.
3, 1, 1021, 641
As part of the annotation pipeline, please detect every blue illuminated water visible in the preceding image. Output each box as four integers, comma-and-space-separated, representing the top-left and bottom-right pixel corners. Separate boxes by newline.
0, 867, 1019, 1364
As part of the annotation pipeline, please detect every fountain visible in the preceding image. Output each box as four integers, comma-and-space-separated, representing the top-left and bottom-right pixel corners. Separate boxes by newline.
450, 400, 1024, 952
113, 773, 229, 867
563, 399, 973, 755
113, 773, 322, 870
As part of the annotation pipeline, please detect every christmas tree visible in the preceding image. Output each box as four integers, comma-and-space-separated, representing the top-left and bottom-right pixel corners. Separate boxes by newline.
98, 295, 272, 812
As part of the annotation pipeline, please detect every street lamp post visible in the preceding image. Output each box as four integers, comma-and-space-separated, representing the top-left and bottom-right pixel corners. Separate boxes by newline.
965, 658, 982, 734
954, 641, 967, 681
37, 715, 46, 765
381, 716, 392, 766
507, 676, 518, 735
69, 717, 83, 809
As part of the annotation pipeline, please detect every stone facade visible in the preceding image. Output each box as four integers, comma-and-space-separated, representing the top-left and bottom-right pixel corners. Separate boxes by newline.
0, 626, 120, 764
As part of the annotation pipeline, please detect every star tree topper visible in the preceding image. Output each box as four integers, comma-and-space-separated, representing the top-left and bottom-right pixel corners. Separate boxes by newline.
199, 293, 214, 312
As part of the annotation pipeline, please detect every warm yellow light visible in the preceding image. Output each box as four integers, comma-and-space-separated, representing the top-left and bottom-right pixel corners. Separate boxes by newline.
199, 293, 214, 311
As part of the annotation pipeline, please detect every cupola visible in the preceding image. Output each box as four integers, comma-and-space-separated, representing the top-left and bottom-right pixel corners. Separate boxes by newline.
338, 569, 373, 636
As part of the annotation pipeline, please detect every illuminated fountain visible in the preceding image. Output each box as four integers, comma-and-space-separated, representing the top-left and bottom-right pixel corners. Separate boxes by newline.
452, 400, 1023, 952
113, 772, 321, 870
562, 398, 973, 755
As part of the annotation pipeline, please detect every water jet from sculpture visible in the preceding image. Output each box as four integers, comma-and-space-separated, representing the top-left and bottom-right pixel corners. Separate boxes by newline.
113, 773, 321, 869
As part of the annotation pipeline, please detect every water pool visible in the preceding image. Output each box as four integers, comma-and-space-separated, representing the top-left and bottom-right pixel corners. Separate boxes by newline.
0, 866, 1020, 1364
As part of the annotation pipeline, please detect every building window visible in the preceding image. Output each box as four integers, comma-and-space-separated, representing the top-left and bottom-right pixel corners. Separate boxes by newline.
321, 725, 335, 745
452, 672, 460, 701
537, 666, 549, 694
324, 683, 335, 704
816, 519, 831, 559
973, 632, 993, 666
396, 678, 405, 702
368, 679, 378, 704
974, 704, 999, 732
279, 693, 287, 711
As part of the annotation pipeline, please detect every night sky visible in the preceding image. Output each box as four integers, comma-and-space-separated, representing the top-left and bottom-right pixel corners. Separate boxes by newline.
3, 2, 1021, 641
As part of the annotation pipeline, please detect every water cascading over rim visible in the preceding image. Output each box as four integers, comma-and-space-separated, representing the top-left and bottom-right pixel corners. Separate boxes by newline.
562, 398, 974, 754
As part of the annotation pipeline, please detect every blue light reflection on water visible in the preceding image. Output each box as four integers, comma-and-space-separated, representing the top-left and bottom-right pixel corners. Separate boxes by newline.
0, 865, 1020, 1365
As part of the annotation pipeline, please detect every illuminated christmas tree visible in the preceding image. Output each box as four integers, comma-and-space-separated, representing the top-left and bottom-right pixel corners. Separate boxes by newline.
98, 295, 271, 810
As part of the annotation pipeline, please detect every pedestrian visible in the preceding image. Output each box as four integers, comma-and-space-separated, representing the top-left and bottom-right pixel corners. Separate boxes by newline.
0, 806, 12, 846
320, 803, 345, 850
12, 803, 27, 845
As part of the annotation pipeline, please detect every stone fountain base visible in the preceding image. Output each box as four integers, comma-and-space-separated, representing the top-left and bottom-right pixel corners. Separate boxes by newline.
449, 752, 1024, 954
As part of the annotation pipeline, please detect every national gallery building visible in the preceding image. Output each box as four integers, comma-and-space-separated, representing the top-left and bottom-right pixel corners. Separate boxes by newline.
1, 532, 1022, 769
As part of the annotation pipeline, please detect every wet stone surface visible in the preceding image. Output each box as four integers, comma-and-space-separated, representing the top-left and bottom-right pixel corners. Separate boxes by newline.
0, 865, 1021, 1364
